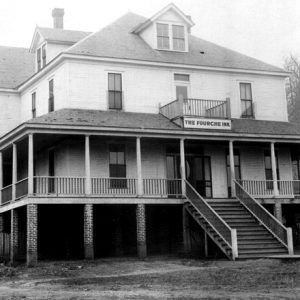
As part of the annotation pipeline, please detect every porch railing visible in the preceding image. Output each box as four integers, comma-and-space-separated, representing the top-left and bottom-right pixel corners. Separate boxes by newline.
1, 177, 185, 204
16, 178, 28, 199
91, 178, 137, 195
239, 179, 300, 197
185, 180, 237, 258
235, 180, 290, 249
1, 185, 13, 205
34, 176, 86, 195
143, 179, 182, 197
159, 98, 229, 120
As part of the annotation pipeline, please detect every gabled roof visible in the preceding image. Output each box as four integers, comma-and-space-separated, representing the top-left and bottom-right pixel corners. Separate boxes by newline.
0, 46, 35, 89
26, 109, 300, 137
66, 12, 285, 74
37, 27, 91, 44
132, 2, 194, 34
30, 27, 91, 52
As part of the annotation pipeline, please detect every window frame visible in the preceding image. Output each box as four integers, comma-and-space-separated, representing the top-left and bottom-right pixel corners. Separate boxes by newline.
155, 22, 188, 52
109, 144, 127, 189
48, 79, 54, 112
108, 73, 123, 110
172, 24, 185, 51
31, 92, 36, 118
264, 150, 279, 190
156, 23, 170, 50
42, 44, 47, 68
36, 48, 41, 71
239, 82, 254, 118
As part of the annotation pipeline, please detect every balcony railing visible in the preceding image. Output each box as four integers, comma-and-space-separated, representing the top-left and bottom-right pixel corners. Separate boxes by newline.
91, 178, 137, 195
0, 177, 185, 205
143, 179, 182, 197
159, 98, 229, 120
238, 180, 300, 198
1, 184, 13, 205
34, 176, 86, 195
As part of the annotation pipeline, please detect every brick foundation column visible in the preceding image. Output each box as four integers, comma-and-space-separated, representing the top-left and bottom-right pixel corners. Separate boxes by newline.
27, 204, 38, 267
84, 204, 94, 259
10, 209, 18, 264
0, 214, 4, 233
182, 206, 191, 254
274, 202, 283, 223
136, 203, 147, 258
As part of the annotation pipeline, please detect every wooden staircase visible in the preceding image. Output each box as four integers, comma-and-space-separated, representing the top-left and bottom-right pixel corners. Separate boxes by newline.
208, 200, 288, 259
184, 180, 293, 260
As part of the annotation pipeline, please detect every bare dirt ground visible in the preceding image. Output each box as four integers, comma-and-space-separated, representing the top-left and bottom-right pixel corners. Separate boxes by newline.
0, 257, 299, 299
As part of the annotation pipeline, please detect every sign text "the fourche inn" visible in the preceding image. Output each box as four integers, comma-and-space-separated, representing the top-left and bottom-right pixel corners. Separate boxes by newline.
183, 117, 232, 130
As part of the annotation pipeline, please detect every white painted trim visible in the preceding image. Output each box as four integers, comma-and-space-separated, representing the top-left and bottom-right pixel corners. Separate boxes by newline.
16, 53, 288, 93
0, 88, 19, 94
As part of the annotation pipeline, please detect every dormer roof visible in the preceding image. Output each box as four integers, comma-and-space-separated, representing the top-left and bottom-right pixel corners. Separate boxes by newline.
30, 26, 91, 52
132, 3, 194, 34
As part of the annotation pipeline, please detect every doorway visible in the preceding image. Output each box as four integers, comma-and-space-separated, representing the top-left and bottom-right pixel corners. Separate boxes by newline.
167, 154, 212, 198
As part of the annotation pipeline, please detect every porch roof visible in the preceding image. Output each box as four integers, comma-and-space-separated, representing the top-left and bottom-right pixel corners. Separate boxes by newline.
25, 109, 300, 137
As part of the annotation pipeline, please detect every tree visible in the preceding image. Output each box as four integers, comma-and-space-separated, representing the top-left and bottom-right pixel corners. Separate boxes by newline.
284, 54, 300, 123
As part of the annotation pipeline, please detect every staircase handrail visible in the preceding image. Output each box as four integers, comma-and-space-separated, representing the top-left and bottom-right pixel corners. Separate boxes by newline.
185, 180, 234, 251
234, 180, 289, 248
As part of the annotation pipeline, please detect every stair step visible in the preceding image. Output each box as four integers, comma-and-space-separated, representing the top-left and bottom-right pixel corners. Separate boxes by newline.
224, 218, 257, 223
238, 251, 287, 259
238, 243, 284, 250
238, 247, 286, 254
238, 240, 279, 246
218, 213, 250, 217
238, 235, 275, 240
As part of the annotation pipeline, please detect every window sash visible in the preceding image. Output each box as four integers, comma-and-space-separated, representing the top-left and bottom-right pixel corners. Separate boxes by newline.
157, 23, 170, 49
108, 73, 122, 109
37, 48, 41, 71
32, 92, 36, 118
42, 45, 46, 67
48, 79, 54, 112
241, 99, 254, 118
172, 25, 185, 51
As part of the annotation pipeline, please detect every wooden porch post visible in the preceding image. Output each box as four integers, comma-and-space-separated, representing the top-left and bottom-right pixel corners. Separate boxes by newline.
136, 137, 143, 196
229, 140, 236, 197
12, 143, 17, 200
180, 138, 186, 196
0, 151, 2, 204
85, 135, 91, 194
270, 142, 279, 197
28, 134, 34, 195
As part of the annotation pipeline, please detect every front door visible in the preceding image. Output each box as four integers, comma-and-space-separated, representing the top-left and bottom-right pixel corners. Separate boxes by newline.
176, 85, 188, 101
166, 155, 212, 198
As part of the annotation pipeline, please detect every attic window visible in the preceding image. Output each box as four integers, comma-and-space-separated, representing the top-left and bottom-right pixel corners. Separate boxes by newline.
36, 44, 47, 71
157, 23, 169, 50
172, 25, 185, 51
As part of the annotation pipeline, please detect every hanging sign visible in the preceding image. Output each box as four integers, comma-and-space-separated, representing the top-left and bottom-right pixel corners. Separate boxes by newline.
183, 117, 232, 130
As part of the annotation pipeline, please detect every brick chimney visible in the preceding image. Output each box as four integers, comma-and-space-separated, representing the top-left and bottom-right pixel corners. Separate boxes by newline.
52, 8, 64, 29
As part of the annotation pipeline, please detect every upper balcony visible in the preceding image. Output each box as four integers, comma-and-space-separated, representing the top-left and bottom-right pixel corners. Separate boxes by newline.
159, 98, 231, 121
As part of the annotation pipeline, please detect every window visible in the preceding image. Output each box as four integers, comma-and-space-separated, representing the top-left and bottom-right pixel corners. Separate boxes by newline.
48, 79, 54, 112
109, 144, 126, 188
108, 73, 122, 110
172, 25, 185, 51
32, 92, 36, 118
226, 149, 241, 197
48, 149, 55, 193
240, 83, 254, 118
37, 48, 41, 71
174, 73, 189, 101
157, 23, 170, 50
174, 74, 189, 81
264, 150, 279, 189
42, 44, 46, 68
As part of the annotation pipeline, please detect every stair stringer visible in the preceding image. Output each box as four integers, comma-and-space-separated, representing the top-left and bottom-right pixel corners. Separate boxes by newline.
234, 197, 289, 252
184, 202, 233, 260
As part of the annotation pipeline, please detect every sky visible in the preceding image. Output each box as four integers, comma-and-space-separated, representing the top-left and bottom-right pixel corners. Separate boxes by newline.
1, 0, 300, 68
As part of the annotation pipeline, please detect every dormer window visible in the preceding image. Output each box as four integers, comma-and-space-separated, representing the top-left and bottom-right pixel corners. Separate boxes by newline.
172, 25, 185, 51
157, 23, 169, 50
36, 44, 47, 71
156, 23, 186, 51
